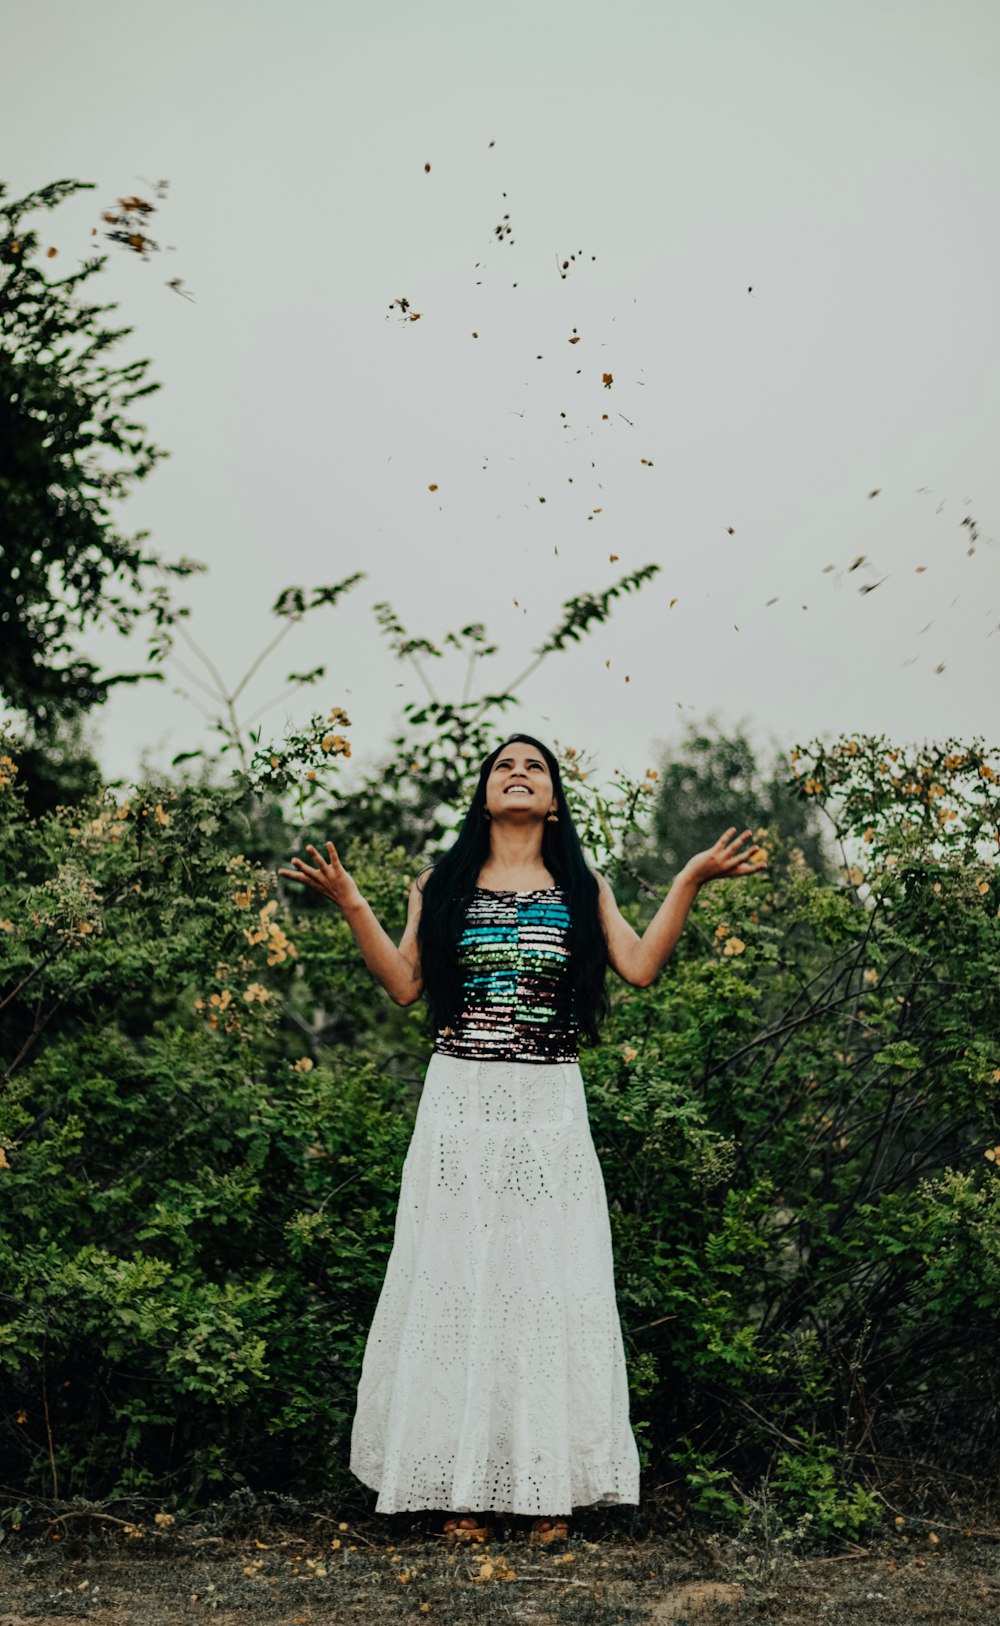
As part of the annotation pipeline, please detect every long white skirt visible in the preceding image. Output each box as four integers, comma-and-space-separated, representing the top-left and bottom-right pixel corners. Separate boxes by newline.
349, 1051, 642, 1515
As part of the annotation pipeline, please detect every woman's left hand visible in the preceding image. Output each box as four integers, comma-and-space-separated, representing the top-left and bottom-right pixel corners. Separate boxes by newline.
683, 828, 768, 887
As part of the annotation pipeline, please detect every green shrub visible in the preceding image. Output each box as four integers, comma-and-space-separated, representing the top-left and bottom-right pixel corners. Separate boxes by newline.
1, 730, 998, 1533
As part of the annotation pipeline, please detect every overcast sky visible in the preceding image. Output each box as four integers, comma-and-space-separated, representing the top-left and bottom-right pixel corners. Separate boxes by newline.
4, 0, 999, 796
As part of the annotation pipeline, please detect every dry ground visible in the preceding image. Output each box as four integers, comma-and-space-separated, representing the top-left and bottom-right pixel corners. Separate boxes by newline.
2, 1508, 1000, 1626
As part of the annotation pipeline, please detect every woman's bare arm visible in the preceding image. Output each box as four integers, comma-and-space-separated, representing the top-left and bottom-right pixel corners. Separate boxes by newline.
278, 842, 428, 1006
595, 827, 766, 988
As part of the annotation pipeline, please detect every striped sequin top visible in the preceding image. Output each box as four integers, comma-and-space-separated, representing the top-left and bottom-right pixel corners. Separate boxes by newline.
434, 886, 578, 1064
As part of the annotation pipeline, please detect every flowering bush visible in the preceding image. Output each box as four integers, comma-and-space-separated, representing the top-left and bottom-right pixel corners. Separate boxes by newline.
0, 723, 997, 1540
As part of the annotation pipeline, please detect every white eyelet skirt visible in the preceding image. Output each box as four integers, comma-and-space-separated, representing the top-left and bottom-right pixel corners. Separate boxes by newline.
348, 1051, 642, 1515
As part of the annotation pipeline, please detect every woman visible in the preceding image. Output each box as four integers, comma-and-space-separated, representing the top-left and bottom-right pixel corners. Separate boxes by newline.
279, 733, 766, 1543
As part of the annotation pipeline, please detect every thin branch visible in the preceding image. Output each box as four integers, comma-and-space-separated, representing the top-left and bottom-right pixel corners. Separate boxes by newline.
161, 649, 220, 701
231, 613, 299, 704
170, 614, 231, 701
405, 650, 440, 703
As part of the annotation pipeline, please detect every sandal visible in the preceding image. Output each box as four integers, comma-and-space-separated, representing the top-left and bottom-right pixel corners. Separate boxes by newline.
529, 1516, 570, 1545
443, 1514, 491, 1544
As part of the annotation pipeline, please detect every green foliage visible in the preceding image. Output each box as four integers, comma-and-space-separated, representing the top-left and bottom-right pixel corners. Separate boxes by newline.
0, 178, 201, 733
0, 723, 998, 1540
348, 569, 662, 853
626, 717, 835, 903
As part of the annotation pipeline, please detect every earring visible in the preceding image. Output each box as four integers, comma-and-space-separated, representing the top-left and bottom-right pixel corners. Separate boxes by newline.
546, 809, 559, 823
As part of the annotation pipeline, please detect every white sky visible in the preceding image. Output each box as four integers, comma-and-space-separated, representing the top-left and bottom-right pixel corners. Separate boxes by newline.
4, 0, 999, 793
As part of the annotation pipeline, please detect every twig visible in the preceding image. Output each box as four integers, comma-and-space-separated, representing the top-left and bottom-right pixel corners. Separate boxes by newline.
41, 1340, 58, 1502
806, 1548, 871, 1564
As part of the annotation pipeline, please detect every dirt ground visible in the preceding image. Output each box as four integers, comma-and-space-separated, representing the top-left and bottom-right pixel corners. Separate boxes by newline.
2, 1508, 1000, 1626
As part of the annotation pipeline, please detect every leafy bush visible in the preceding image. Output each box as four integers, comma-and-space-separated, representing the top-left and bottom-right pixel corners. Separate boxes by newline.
1, 727, 998, 1539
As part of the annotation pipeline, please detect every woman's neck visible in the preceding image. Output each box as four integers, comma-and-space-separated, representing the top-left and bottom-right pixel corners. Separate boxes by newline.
478, 826, 552, 889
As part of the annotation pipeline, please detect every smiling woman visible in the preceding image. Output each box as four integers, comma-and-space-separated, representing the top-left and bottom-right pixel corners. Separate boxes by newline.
279, 733, 766, 1542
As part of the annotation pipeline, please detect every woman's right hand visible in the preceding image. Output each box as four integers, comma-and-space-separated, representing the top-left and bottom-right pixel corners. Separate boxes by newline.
278, 841, 364, 913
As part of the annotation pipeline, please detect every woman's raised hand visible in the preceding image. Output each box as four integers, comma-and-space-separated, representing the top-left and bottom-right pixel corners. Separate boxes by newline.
683, 828, 768, 887
278, 840, 364, 912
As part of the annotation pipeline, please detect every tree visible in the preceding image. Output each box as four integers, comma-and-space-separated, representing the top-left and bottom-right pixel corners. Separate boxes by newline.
0, 178, 200, 735
626, 715, 837, 898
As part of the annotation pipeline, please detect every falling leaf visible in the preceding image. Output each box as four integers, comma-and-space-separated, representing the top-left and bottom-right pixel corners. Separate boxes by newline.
568, 335, 581, 344
849, 556, 866, 571
602, 372, 613, 388
726, 526, 735, 535
593, 507, 602, 513
602, 413, 609, 420
424, 162, 431, 172
609, 553, 619, 561
625, 674, 631, 682
472, 331, 478, 338
868, 488, 881, 498
915, 566, 927, 573
409, 312, 421, 321
669, 598, 678, 608
428, 484, 438, 491
46, 245, 58, 257
640, 458, 654, 465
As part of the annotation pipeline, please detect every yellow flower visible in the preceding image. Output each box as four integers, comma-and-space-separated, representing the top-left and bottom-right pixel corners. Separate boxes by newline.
621, 1045, 638, 1064
153, 803, 170, 825
0, 919, 14, 933
243, 983, 271, 1003
722, 936, 746, 956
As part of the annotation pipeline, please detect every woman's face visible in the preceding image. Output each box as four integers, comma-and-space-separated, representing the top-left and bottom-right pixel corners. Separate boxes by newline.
484, 741, 557, 822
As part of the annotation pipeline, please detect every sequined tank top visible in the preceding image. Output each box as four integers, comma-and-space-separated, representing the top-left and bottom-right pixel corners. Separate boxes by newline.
433, 886, 578, 1064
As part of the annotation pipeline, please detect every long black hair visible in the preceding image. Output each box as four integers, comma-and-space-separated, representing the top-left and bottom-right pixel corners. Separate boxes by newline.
416, 734, 609, 1045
